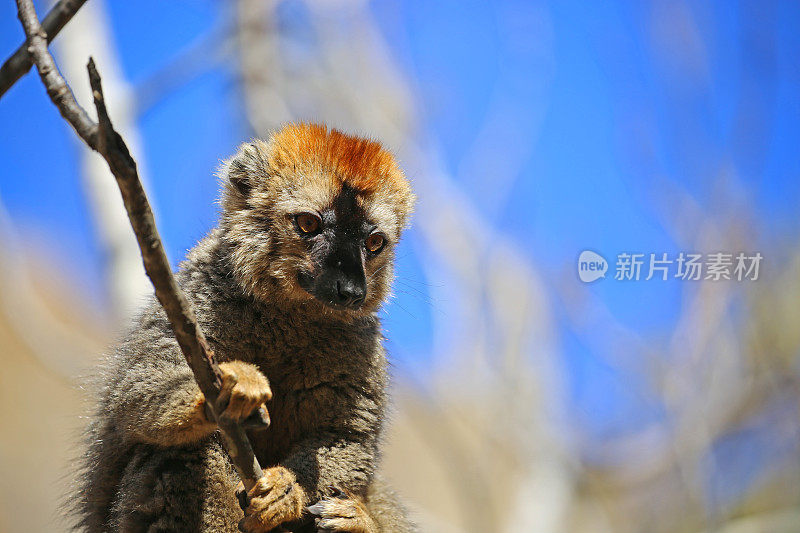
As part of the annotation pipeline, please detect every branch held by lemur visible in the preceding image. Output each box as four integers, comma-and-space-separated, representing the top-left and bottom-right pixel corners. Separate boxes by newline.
12, 0, 265, 491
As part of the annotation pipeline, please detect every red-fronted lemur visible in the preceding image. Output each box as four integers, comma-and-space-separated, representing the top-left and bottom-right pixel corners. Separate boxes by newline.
74, 123, 417, 532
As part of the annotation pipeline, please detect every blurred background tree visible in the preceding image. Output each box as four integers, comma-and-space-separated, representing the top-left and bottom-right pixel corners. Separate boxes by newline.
0, 0, 799, 531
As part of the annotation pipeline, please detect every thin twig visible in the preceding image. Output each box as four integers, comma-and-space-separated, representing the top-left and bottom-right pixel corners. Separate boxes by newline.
0, 0, 88, 98
14, 0, 264, 490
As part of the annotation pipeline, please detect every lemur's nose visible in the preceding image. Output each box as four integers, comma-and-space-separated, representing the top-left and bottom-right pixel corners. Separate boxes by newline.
335, 278, 366, 307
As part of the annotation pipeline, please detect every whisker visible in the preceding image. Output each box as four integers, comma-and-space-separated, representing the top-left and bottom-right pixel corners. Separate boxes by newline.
394, 279, 433, 299
394, 276, 443, 288
392, 288, 447, 316
389, 299, 416, 319
368, 262, 390, 281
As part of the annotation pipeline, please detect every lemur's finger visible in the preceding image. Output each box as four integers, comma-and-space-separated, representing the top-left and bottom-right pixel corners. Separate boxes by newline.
246, 483, 290, 511
241, 406, 271, 429
215, 369, 238, 413
225, 389, 250, 420
258, 385, 273, 403
246, 472, 276, 500
316, 517, 348, 530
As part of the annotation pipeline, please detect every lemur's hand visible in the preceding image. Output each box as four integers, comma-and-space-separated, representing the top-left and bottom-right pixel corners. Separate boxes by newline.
214, 361, 272, 427
237, 466, 307, 532
307, 491, 377, 533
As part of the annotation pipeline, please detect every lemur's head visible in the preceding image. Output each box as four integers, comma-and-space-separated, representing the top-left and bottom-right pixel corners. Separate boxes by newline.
219, 123, 415, 316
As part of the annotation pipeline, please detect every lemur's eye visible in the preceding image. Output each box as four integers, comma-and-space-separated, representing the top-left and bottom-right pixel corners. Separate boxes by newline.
295, 213, 321, 234
365, 233, 386, 253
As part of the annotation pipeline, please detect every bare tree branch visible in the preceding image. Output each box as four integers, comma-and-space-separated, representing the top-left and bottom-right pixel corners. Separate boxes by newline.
14, 0, 96, 146
0, 0, 88, 97
14, 0, 264, 490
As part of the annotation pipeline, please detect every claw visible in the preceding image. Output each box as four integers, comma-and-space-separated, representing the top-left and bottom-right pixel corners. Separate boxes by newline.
236, 484, 249, 511
306, 502, 326, 516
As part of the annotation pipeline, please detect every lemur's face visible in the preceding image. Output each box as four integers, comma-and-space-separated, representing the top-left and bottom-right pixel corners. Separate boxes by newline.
220, 124, 414, 316
262, 180, 400, 313
290, 185, 388, 309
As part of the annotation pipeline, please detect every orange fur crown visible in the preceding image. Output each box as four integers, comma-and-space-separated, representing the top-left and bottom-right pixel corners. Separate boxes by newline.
266, 123, 411, 199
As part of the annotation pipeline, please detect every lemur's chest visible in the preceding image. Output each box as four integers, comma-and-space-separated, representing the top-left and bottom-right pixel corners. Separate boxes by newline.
213, 315, 381, 464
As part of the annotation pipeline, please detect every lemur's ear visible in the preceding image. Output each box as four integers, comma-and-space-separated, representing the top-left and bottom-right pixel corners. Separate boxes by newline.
226, 142, 267, 196
228, 159, 252, 196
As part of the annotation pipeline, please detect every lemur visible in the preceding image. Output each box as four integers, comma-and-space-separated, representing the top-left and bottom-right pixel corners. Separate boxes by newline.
73, 123, 417, 532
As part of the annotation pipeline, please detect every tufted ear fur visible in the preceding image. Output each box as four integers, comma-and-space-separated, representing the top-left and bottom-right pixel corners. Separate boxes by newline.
220, 141, 270, 198
229, 161, 252, 196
